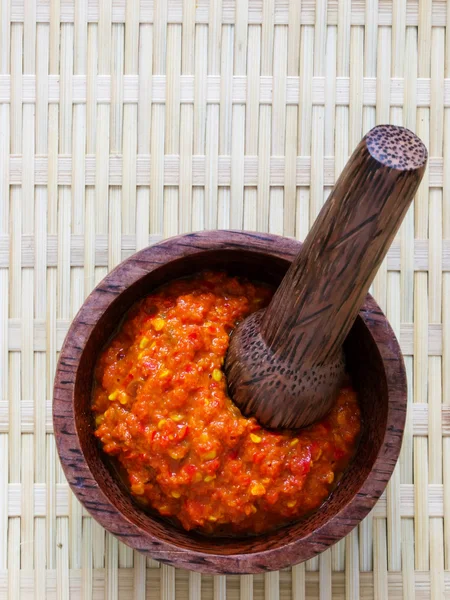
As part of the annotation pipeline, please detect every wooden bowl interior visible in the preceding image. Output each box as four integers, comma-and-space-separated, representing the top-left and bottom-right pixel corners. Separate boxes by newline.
74, 249, 388, 557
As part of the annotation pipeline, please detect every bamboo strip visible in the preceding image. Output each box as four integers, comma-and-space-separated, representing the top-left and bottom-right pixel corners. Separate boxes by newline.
0, 0, 8, 578
90, 6, 111, 586
348, 26, 363, 150
243, 23, 259, 231
283, 0, 300, 237
214, 575, 226, 600
0, 0, 10, 579
291, 563, 305, 600
428, 21, 445, 600
56, 517, 70, 600
92, 519, 105, 569
22, 2, 36, 575
21, 435, 34, 570
324, 25, 336, 169
5, 481, 450, 519
2, 152, 450, 187
310, 0, 326, 229
8, 517, 20, 599
4, 567, 450, 598
256, 0, 273, 233
373, 519, 388, 600
45, 5, 60, 591
443, 271, 450, 570
109, 24, 125, 270
414, 0, 432, 575
268, 22, 286, 235
443, 1, 450, 570
386, 273, 402, 573
319, 550, 331, 600
96, 0, 111, 275
135, 23, 152, 250
150, 0, 167, 236
396, 0, 412, 477
345, 530, 359, 600
265, 571, 279, 600
230, 0, 247, 230
204, 0, 220, 230
164, 23, 181, 238
106, 533, 119, 600
189, 571, 201, 600
399, 23, 418, 599
122, 0, 139, 239
217, 24, 233, 229
334, 0, 350, 181
296, 25, 313, 241
179, 32, 194, 233
83, 23, 97, 292
82, 516, 93, 600
34, 24, 49, 543
2, 0, 450, 28
134, 551, 147, 599
0, 435, 7, 570
192, 24, 207, 232
3, 233, 450, 271
119, 542, 133, 571
5, 72, 450, 106
240, 574, 252, 600
8, 21, 23, 600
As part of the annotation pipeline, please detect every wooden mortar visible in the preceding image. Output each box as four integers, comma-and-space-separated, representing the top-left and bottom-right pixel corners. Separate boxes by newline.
53, 231, 407, 573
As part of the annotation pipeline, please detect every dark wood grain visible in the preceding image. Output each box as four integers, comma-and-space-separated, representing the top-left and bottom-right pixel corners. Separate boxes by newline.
225, 125, 426, 429
53, 230, 407, 574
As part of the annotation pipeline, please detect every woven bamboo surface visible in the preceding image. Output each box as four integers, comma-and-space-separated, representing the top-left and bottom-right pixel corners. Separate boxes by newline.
1, 0, 449, 598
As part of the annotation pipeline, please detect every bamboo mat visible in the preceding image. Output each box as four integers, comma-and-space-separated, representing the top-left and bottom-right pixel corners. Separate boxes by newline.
1, 0, 449, 598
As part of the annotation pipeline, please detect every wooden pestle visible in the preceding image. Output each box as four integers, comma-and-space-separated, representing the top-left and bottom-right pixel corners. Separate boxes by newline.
225, 125, 427, 429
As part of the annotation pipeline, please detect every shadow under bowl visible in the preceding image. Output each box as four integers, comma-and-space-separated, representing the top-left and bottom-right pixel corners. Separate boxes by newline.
53, 230, 406, 574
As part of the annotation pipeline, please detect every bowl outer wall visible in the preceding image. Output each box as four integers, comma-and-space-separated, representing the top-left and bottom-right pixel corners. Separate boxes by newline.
53, 230, 407, 574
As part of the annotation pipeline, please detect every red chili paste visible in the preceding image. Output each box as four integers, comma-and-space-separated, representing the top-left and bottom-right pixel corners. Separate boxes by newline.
92, 272, 361, 535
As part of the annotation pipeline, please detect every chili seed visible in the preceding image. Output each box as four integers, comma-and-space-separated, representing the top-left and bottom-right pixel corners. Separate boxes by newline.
203, 450, 217, 460
152, 318, 165, 331
250, 483, 266, 496
139, 336, 149, 349
131, 483, 145, 495
212, 369, 222, 382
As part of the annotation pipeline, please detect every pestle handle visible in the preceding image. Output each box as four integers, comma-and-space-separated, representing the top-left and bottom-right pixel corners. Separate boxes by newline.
260, 125, 427, 367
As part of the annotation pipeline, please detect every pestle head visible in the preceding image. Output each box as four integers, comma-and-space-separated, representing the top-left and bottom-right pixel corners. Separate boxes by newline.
225, 311, 346, 429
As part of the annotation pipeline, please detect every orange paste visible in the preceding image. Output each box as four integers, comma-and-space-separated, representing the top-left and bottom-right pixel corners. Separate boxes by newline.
92, 272, 361, 535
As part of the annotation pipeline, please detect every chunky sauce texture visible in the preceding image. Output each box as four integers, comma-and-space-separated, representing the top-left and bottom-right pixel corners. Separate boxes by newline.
92, 272, 361, 535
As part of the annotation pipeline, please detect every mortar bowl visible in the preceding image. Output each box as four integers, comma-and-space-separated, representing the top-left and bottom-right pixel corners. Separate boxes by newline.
53, 230, 406, 574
